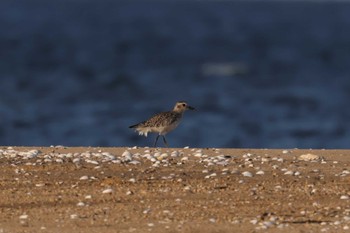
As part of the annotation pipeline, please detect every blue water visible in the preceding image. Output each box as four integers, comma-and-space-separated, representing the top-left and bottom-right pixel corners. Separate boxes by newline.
1, 1, 350, 148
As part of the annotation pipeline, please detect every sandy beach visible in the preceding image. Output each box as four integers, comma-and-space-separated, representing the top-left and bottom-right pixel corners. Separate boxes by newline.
0, 146, 349, 232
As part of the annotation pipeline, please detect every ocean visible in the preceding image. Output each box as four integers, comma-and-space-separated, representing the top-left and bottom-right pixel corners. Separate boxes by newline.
1, 0, 350, 148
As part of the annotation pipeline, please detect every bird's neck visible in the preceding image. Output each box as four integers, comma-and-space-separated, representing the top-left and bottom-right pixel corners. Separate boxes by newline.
172, 109, 185, 114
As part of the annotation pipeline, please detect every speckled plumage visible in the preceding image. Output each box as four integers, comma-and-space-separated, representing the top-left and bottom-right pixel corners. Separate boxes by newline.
132, 111, 182, 130
129, 101, 195, 147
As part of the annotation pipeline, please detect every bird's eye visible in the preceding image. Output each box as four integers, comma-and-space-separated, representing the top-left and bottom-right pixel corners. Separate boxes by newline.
182, 103, 186, 107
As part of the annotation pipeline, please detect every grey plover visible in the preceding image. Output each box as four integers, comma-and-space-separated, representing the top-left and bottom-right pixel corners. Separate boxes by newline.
129, 101, 195, 147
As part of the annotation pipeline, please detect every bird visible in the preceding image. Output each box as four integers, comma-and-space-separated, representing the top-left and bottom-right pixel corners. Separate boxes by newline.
129, 101, 195, 147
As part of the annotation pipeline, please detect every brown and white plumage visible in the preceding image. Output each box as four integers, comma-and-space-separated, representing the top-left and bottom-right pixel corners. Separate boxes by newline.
129, 101, 195, 147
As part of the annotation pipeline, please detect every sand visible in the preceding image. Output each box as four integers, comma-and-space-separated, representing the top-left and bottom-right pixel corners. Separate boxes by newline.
0, 147, 349, 233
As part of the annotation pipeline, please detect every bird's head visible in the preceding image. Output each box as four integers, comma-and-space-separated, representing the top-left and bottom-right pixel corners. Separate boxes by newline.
173, 101, 195, 113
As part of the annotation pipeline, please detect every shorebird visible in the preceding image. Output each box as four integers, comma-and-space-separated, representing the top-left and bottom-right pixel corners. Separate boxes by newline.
129, 101, 195, 147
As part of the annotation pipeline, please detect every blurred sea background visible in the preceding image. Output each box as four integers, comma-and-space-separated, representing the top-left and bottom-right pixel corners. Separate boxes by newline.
1, 0, 350, 148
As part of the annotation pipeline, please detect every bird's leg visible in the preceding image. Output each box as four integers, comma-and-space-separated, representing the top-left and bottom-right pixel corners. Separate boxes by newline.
154, 135, 160, 147
162, 136, 169, 147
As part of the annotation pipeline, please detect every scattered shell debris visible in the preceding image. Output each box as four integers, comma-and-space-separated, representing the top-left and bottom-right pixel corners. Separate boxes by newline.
242, 171, 253, 177
0, 147, 326, 171
102, 188, 113, 194
1, 147, 349, 231
298, 153, 322, 162
19, 214, 28, 220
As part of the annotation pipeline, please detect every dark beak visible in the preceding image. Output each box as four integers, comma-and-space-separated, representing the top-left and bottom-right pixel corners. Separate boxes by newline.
188, 106, 195, 110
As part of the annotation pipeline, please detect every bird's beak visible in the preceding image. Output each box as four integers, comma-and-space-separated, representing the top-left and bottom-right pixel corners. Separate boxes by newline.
188, 106, 195, 110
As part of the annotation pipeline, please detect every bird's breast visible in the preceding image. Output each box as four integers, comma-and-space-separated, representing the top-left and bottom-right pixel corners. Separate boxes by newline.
158, 120, 181, 135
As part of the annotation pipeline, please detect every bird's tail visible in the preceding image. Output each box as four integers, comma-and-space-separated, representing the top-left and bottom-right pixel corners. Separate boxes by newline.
129, 124, 139, 129
129, 123, 149, 137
